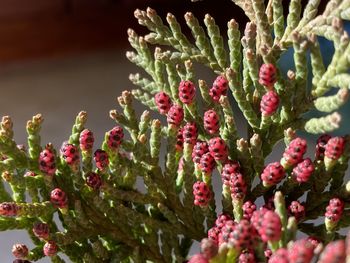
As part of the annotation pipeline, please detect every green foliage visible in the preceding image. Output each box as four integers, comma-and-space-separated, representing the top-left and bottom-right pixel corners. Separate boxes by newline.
1, 0, 350, 262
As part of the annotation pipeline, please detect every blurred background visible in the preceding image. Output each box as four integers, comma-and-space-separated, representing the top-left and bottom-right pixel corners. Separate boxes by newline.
0, 0, 348, 262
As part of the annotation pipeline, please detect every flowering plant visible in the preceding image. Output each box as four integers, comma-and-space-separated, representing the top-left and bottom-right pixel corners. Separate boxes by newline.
1, 0, 350, 262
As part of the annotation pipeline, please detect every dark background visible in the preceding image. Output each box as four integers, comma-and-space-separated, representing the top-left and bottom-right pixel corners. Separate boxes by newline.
0, 0, 348, 262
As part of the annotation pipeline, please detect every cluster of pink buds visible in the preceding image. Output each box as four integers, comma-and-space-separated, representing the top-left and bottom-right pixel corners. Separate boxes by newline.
154, 91, 172, 115
60, 142, 79, 168
32, 222, 50, 240
268, 248, 289, 263
288, 239, 314, 263
324, 136, 346, 169
176, 128, 184, 151
43, 240, 58, 257
259, 64, 279, 116
167, 104, 184, 126
107, 126, 124, 150
183, 122, 198, 145
207, 213, 231, 244
39, 145, 56, 176
199, 152, 216, 174
155, 81, 200, 130
281, 137, 307, 168
94, 149, 109, 170
315, 134, 331, 160
239, 250, 256, 263
208, 209, 281, 250
229, 171, 247, 200
288, 201, 305, 222
325, 137, 345, 160
156, 80, 198, 126
259, 134, 347, 190
291, 158, 315, 183
317, 240, 346, 263
203, 109, 220, 135
242, 201, 256, 220
192, 186, 350, 263
79, 129, 94, 151
325, 197, 344, 231
259, 63, 277, 89
86, 172, 102, 190
50, 188, 68, 209
258, 210, 282, 242
260, 90, 279, 116
192, 141, 208, 165
0, 202, 19, 217
179, 80, 196, 104
200, 238, 218, 260
261, 162, 285, 187
193, 181, 212, 207
208, 137, 228, 162
221, 161, 240, 186
229, 219, 257, 250
209, 75, 228, 102
217, 218, 236, 245
12, 244, 28, 259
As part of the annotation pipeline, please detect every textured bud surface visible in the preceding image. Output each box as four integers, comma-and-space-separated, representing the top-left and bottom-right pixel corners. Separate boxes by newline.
325, 198, 344, 223
259, 210, 282, 242
86, 172, 102, 190
288, 239, 314, 263
50, 188, 68, 209
193, 181, 211, 207
260, 90, 279, 116
259, 63, 277, 88
292, 158, 314, 183
315, 134, 331, 159
167, 104, 184, 126
60, 142, 79, 165
192, 141, 209, 164
32, 222, 50, 240
12, 244, 29, 259
208, 137, 228, 161
282, 138, 307, 167
229, 219, 256, 250
155, 91, 172, 114
261, 162, 285, 186
268, 248, 289, 263
230, 172, 247, 200
39, 147, 56, 176
221, 161, 240, 185
288, 201, 305, 222
209, 75, 228, 102
204, 109, 220, 135
325, 136, 345, 160
243, 201, 256, 220
179, 80, 196, 104
199, 152, 216, 174
94, 149, 109, 170
107, 126, 124, 149
0, 202, 18, 217
183, 122, 198, 145
79, 129, 94, 151
318, 240, 346, 263
43, 241, 58, 257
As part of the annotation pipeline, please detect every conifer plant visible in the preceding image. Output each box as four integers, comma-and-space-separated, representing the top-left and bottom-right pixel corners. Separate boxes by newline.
1, 0, 350, 262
